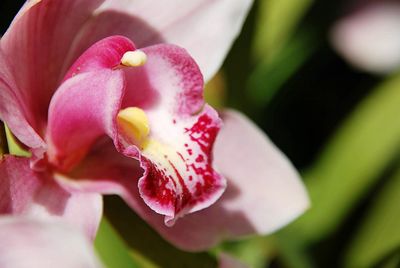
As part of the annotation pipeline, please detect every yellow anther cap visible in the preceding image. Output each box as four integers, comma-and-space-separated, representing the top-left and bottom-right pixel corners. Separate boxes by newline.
117, 107, 150, 145
121, 50, 147, 67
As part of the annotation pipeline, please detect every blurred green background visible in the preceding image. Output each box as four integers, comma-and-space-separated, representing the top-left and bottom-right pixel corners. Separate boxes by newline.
1, 0, 399, 267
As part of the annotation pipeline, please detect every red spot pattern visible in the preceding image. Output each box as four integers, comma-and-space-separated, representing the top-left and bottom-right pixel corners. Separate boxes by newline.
184, 113, 220, 205
141, 113, 221, 217
141, 159, 175, 209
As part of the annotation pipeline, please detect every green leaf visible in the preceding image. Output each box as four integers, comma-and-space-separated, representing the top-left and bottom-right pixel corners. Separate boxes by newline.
275, 232, 314, 268
0, 123, 8, 156
286, 73, 400, 243
247, 0, 316, 107
252, 0, 314, 62
378, 252, 400, 268
94, 218, 144, 268
103, 196, 217, 268
4, 124, 31, 157
218, 236, 276, 268
204, 72, 227, 109
247, 30, 316, 106
344, 165, 400, 268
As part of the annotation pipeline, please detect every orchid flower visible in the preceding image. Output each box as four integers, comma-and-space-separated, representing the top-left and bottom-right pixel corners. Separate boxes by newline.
0, 216, 102, 268
331, 0, 400, 74
0, 0, 309, 250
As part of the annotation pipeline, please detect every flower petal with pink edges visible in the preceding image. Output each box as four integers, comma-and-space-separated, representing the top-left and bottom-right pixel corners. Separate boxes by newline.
0, 216, 102, 268
63, 0, 254, 81
0, 156, 102, 240
46, 36, 135, 171
47, 69, 125, 171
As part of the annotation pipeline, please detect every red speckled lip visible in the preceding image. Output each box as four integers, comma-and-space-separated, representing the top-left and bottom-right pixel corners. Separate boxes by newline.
138, 106, 226, 226
103, 43, 228, 225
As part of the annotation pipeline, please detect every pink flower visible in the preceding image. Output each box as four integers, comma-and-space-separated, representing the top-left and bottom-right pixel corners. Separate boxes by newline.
0, 0, 309, 250
331, 0, 400, 73
0, 216, 102, 268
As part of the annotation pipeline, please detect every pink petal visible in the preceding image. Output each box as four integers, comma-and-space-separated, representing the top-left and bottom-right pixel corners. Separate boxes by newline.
0, 216, 102, 268
213, 109, 310, 234
0, 0, 104, 133
54, 138, 143, 198
218, 253, 249, 268
331, 1, 400, 73
0, 48, 45, 154
66, 0, 254, 81
0, 156, 102, 240
47, 69, 124, 171
119, 44, 226, 224
46, 36, 133, 171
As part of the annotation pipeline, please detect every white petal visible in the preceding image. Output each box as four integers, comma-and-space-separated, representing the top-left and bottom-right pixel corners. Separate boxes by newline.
0, 216, 102, 268
213, 109, 310, 234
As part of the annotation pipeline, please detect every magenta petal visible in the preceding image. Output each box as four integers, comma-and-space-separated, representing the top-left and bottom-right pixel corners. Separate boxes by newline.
63, 35, 136, 81
54, 139, 143, 198
47, 69, 125, 171
47, 36, 136, 171
0, 49, 45, 153
0, 0, 104, 129
0, 156, 102, 240
0, 216, 102, 268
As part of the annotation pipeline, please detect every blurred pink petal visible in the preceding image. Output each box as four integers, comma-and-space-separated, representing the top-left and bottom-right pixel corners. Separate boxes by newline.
331, 1, 400, 73
213, 110, 310, 234
0, 156, 102, 240
0, 216, 102, 268
218, 252, 249, 268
